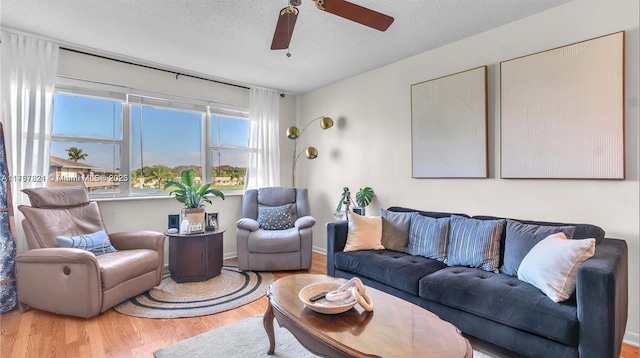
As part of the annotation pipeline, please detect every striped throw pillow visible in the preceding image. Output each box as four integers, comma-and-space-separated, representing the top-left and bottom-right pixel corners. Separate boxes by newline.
406, 214, 450, 261
444, 215, 505, 272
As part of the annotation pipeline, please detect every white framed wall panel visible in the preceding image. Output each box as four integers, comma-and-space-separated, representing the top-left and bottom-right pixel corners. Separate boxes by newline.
411, 66, 488, 178
500, 32, 625, 179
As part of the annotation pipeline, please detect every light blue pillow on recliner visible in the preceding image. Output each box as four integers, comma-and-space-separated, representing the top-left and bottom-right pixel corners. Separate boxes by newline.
56, 229, 117, 256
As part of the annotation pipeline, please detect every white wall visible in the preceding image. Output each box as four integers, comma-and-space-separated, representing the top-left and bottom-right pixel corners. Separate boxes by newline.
297, 0, 639, 343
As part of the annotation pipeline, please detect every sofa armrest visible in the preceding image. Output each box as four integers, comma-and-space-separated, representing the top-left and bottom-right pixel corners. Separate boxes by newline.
109, 231, 164, 252
576, 238, 628, 358
15, 248, 102, 318
326, 220, 348, 277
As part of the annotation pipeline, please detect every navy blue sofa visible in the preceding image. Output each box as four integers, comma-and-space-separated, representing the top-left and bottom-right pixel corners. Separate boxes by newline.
326, 207, 628, 358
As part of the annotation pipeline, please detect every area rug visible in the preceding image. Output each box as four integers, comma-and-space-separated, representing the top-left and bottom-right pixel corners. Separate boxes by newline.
153, 315, 498, 358
114, 265, 273, 319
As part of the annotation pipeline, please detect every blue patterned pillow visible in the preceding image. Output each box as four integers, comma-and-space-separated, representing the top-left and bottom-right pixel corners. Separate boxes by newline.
257, 204, 295, 230
407, 214, 450, 261
444, 215, 505, 272
56, 229, 117, 256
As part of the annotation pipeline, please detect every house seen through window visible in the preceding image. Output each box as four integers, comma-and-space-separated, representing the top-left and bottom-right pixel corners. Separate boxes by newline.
50, 82, 250, 197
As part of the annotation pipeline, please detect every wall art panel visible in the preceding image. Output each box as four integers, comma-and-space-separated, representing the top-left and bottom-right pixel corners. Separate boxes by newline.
411, 66, 488, 178
500, 31, 625, 179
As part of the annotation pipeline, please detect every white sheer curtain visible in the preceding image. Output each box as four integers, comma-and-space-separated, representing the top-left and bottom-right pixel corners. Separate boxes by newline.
245, 87, 281, 190
1, 32, 59, 252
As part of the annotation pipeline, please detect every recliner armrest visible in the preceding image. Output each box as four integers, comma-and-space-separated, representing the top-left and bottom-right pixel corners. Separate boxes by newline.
15, 248, 103, 318
295, 215, 316, 229
236, 218, 260, 231
109, 231, 164, 252
15, 247, 99, 265
576, 238, 628, 358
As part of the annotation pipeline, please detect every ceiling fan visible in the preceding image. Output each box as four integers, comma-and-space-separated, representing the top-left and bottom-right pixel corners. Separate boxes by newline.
271, 0, 394, 55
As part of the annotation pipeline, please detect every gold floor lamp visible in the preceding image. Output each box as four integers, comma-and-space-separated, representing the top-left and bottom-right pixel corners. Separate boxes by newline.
287, 116, 333, 187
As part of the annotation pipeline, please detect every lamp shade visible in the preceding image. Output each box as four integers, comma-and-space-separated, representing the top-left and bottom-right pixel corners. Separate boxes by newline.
286, 126, 300, 139
320, 117, 334, 130
305, 147, 318, 159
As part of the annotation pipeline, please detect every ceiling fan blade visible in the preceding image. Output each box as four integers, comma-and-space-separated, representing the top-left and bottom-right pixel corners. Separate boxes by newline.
319, 0, 394, 31
271, 6, 299, 50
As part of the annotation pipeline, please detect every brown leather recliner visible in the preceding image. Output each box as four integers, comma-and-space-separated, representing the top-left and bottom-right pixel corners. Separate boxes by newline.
15, 187, 164, 318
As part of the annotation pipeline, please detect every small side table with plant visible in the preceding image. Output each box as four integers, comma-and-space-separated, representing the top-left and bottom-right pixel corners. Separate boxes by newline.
164, 169, 225, 234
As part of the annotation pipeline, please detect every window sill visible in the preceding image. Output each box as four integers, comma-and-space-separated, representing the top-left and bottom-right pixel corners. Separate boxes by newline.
92, 190, 244, 203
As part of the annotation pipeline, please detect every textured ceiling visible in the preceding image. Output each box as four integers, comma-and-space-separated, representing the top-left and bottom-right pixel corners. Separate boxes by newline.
1, 0, 572, 94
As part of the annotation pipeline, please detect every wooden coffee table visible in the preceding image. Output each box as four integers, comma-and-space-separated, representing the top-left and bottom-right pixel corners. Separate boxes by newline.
263, 274, 472, 358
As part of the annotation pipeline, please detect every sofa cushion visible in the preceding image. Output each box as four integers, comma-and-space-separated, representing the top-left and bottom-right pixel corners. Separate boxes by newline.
518, 232, 596, 302
344, 212, 384, 252
380, 208, 412, 252
248, 228, 300, 253
335, 250, 446, 296
501, 219, 576, 276
444, 215, 505, 272
472, 215, 605, 243
97, 249, 160, 290
387, 206, 469, 219
407, 214, 449, 261
419, 266, 579, 346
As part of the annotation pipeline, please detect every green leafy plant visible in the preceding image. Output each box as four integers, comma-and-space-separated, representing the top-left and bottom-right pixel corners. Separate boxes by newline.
164, 169, 225, 208
355, 187, 374, 208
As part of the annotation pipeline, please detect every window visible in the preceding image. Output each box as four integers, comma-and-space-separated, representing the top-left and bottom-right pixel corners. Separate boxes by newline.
50, 78, 250, 198
210, 113, 249, 190
50, 93, 124, 194
131, 104, 203, 196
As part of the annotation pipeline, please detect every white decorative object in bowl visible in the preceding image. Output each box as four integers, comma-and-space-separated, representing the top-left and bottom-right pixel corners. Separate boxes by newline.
299, 282, 356, 314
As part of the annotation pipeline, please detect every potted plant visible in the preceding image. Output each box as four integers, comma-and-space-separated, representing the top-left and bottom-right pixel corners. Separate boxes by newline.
164, 169, 224, 233
333, 186, 375, 219
354, 187, 374, 215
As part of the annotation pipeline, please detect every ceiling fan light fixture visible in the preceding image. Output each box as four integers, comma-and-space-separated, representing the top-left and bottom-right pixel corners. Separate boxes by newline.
271, 0, 394, 52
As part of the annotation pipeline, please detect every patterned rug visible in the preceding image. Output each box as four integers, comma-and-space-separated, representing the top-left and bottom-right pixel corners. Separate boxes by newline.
114, 265, 273, 319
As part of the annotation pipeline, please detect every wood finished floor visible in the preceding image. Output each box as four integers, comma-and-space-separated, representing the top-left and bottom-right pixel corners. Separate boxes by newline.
1, 252, 638, 358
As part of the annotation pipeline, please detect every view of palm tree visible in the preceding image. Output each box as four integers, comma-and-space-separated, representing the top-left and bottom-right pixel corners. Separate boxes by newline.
66, 147, 88, 161
146, 164, 174, 189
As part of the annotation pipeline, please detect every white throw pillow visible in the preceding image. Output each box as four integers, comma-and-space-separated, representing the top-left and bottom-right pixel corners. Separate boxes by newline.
344, 211, 384, 252
518, 232, 596, 302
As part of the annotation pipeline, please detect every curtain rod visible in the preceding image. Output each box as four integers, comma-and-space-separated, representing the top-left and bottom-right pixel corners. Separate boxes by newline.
61, 47, 250, 90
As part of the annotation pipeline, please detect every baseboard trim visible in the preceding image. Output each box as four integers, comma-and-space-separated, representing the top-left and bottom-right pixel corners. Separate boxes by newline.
312, 246, 327, 255
624, 331, 639, 347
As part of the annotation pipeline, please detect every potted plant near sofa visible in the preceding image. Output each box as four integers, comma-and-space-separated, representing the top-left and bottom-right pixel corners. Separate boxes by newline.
164, 169, 224, 233
333, 186, 375, 219
354, 186, 374, 215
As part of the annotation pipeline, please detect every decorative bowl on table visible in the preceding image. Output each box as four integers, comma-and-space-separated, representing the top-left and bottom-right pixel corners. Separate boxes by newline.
298, 282, 356, 315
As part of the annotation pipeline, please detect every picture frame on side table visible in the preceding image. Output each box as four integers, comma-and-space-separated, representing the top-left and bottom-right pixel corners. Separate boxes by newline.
205, 212, 219, 231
